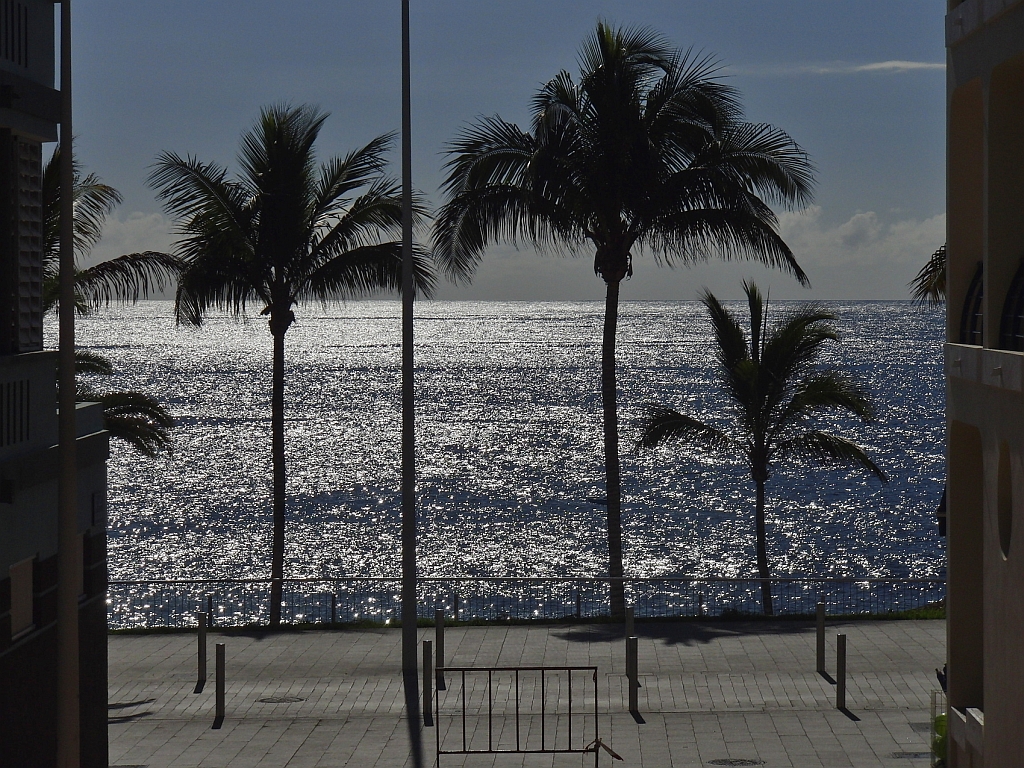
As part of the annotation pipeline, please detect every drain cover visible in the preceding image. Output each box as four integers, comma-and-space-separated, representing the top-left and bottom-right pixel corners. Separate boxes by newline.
258, 696, 305, 704
708, 761, 765, 767
891, 753, 931, 760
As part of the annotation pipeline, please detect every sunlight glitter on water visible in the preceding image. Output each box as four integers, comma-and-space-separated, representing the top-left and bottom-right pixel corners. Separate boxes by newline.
59, 300, 946, 582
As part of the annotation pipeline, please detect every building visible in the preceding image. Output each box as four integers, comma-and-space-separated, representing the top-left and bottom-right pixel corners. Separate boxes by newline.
945, 0, 1024, 765
0, 2, 109, 766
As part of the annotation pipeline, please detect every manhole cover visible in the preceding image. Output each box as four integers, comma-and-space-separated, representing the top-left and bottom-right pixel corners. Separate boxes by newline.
258, 696, 304, 704
891, 753, 931, 760
707, 761, 765, 767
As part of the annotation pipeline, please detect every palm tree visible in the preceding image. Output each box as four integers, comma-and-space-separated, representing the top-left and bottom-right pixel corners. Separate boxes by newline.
42, 146, 177, 455
150, 104, 435, 627
638, 282, 886, 615
909, 244, 946, 305
433, 22, 814, 616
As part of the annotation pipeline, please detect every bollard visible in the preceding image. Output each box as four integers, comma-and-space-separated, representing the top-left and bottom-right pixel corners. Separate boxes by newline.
331, 593, 337, 625
213, 643, 225, 729
626, 636, 639, 712
194, 611, 207, 694
207, 595, 214, 628
816, 601, 826, 675
434, 609, 446, 690
836, 633, 847, 710
423, 640, 433, 726
625, 606, 634, 638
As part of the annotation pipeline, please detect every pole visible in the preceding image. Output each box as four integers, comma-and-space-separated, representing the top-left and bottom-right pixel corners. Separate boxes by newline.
625, 605, 634, 638
56, 2, 80, 765
435, 608, 445, 690
213, 643, 225, 728
626, 636, 638, 712
816, 601, 826, 675
836, 633, 847, 710
422, 640, 433, 726
400, 2, 423, 766
195, 612, 207, 694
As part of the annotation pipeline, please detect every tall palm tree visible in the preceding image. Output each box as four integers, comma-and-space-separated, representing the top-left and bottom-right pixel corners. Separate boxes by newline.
433, 22, 814, 616
638, 282, 886, 615
150, 104, 435, 627
42, 146, 177, 455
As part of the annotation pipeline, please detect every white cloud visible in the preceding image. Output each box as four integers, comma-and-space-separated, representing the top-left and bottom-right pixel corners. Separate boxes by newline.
81, 210, 176, 269
728, 60, 945, 77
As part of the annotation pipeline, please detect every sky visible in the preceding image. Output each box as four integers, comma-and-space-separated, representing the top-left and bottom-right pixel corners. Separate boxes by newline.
72, 1, 947, 302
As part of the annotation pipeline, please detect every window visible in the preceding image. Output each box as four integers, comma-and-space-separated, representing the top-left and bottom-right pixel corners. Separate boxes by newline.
959, 262, 983, 345
998, 258, 1024, 351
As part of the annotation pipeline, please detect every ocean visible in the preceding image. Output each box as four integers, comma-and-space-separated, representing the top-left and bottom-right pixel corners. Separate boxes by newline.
64, 300, 946, 584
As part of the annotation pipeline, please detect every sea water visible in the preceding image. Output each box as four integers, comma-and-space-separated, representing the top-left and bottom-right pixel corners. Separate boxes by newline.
64, 300, 946, 583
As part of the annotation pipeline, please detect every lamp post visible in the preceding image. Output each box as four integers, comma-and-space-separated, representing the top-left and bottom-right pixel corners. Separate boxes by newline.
400, 2, 423, 767
56, 1, 80, 766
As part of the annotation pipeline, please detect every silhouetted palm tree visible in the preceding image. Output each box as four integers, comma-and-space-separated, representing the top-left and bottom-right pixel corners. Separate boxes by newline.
42, 146, 176, 455
639, 282, 886, 615
150, 104, 435, 627
434, 22, 814, 616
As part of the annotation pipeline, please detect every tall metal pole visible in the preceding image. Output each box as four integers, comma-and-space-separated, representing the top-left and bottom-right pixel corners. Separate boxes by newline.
400, 1, 423, 766
56, 2, 80, 766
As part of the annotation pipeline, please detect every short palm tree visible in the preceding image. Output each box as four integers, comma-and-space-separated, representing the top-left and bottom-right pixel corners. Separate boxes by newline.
434, 22, 814, 616
43, 146, 176, 455
150, 104, 435, 627
638, 282, 886, 615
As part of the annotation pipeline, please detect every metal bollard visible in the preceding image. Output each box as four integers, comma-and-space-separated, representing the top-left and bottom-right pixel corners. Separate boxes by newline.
207, 595, 214, 628
626, 635, 639, 712
331, 593, 337, 625
836, 633, 847, 710
213, 643, 225, 728
816, 601, 826, 674
434, 609, 446, 690
422, 640, 433, 726
194, 612, 207, 694
625, 606, 634, 638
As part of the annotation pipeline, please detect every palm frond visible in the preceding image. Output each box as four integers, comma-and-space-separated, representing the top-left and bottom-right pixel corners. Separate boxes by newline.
909, 244, 946, 305
776, 431, 887, 483
74, 251, 181, 309
299, 242, 436, 302
74, 349, 114, 375
637, 405, 732, 452
77, 387, 174, 458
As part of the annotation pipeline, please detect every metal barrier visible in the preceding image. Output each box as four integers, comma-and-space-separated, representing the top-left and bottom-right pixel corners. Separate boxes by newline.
435, 666, 600, 765
105, 576, 945, 629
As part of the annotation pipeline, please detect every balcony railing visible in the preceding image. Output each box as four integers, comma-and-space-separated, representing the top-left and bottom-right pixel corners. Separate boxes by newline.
106, 576, 945, 629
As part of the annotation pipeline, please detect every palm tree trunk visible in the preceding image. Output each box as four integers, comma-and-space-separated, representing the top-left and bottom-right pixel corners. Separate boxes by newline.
269, 326, 287, 628
755, 479, 773, 616
603, 279, 625, 618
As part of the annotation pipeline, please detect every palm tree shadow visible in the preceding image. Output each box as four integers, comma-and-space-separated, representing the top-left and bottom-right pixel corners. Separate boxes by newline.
553, 620, 817, 646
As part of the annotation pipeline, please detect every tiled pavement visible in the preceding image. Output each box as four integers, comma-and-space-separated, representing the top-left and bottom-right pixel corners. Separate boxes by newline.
108, 620, 945, 767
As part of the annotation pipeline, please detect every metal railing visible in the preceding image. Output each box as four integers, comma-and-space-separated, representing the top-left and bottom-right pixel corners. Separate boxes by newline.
105, 576, 944, 629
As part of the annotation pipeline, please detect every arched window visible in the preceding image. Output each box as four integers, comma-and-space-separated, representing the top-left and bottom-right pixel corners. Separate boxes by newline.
960, 261, 983, 345
999, 257, 1024, 351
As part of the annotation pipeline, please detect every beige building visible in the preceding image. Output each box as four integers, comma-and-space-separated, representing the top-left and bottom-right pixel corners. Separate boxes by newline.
945, 0, 1024, 765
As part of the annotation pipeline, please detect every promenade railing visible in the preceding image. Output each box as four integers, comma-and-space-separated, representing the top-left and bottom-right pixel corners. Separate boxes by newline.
106, 576, 944, 630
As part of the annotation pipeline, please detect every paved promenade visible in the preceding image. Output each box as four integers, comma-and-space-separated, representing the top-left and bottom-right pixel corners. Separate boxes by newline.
108, 620, 945, 767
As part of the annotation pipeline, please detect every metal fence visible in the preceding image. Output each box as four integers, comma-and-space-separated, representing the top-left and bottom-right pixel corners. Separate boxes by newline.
105, 576, 944, 629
